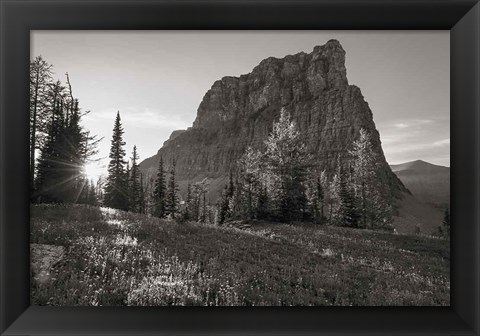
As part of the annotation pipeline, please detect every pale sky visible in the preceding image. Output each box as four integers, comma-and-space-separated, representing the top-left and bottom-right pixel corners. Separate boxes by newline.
31, 31, 450, 179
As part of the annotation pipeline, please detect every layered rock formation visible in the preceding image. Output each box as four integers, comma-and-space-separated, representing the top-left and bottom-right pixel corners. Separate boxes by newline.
140, 39, 406, 202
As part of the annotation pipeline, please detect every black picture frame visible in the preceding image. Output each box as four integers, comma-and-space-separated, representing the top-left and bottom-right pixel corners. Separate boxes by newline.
1, 0, 479, 335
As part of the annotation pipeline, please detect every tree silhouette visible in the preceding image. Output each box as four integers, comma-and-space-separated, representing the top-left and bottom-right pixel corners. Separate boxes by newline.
104, 111, 128, 210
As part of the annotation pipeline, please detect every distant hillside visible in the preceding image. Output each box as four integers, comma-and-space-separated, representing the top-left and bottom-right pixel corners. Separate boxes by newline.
390, 160, 450, 208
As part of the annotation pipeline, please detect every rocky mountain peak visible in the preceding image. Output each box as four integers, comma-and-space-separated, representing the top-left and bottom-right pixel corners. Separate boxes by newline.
192, 40, 349, 131
140, 40, 406, 201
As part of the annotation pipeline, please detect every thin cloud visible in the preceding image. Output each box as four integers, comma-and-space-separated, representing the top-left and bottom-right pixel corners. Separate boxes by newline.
391, 119, 433, 129
433, 138, 450, 147
84, 107, 191, 130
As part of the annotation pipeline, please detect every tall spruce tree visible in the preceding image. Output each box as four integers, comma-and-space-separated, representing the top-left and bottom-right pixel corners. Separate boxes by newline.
34, 98, 65, 203
238, 147, 262, 220
30, 56, 53, 190
34, 92, 89, 204
139, 173, 146, 214
264, 108, 309, 222
63, 99, 85, 203
152, 157, 167, 218
255, 183, 270, 220
329, 172, 342, 224
104, 111, 128, 210
349, 129, 392, 228
165, 158, 179, 219
338, 163, 360, 227
307, 171, 327, 224
218, 186, 230, 224
183, 183, 193, 221
128, 145, 142, 213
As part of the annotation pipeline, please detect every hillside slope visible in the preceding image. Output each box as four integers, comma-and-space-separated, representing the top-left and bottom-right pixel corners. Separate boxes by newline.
391, 160, 450, 208
31, 204, 450, 306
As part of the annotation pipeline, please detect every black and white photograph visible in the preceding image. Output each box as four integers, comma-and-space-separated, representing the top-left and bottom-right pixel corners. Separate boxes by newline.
29, 31, 450, 306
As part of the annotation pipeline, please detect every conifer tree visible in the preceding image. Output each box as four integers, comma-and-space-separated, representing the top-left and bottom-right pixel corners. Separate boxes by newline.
338, 164, 360, 227
307, 171, 327, 224
34, 98, 65, 203
439, 207, 450, 236
30, 56, 53, 190
104, 111, 128, 210
34, 92, 95, 204
264, 108, 309, 222
218, 185, 231, 224
183, 183, 193, 221
229, 148, 263, 221
165, 158, 179, 219
139, 173, 146, 214
62, 99, 85, 202
192, 183, 202, 221
349, 128, 392, 228
126, 162, 131, 210
128, 145, 142, 213
255, 183, 270, 220
152, 157, 167, 218
192, 179, 208, 222
329, 172, 342, 224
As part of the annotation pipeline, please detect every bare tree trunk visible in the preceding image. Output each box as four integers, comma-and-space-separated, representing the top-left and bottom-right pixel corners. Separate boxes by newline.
65, 72, 74, 122
30, 69, 40, 191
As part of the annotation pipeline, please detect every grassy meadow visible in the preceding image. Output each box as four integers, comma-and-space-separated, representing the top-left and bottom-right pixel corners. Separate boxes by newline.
30, 204, 450, 306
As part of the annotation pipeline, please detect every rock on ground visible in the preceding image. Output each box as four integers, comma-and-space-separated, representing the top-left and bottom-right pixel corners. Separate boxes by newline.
31, 244, 66, 284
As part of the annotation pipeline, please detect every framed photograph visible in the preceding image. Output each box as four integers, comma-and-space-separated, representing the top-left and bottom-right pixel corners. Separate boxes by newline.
1, 0, 479, 335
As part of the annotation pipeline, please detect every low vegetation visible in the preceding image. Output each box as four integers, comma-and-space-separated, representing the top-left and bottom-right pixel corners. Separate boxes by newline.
31, 204, 450, 306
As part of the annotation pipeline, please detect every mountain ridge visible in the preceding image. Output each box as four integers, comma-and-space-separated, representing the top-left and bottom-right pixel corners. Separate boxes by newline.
390, 159, 450, 209
140, 40, 406, 205
390, 160, 449, 173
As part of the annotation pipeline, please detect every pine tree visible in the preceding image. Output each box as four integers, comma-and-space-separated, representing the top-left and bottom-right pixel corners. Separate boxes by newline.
349, 128, 392, 228
227, 147, 266, 221
264, 108, 309, 222
218, 185, 231, 224
183, 183, 193, 221
152, 157, 167, 218
201, 188, 207, 224
139, 173, 146, 214
30, 56, 53, 191
338, 164, 360, 227
307, 171, 327, 224
62, 99, 86, 203
32, 70, 100, 205
165, 158, 179, 219
34, 98, 65, 203
192, 179, 208, 222
328, 172, 342, 224
439, 207, 450, 237
104, 111, 128, 210
255, 183, 269, 220
128, 145, 142, 213
192, 183, 202, 221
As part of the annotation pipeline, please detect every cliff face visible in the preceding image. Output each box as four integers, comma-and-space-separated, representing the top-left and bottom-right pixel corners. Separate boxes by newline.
140, 40, 406, 201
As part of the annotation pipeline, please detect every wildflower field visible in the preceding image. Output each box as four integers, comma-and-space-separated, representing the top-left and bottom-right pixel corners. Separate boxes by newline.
31, 204, 450, 306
